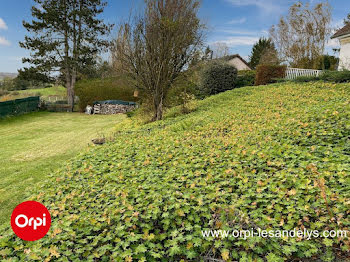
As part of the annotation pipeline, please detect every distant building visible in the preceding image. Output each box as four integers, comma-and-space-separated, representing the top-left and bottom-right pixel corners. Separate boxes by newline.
331, 23, 350, 70
222, 54, 251, 71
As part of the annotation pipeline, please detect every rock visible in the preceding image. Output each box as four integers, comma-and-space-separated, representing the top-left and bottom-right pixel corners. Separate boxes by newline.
92, 138, 106, 145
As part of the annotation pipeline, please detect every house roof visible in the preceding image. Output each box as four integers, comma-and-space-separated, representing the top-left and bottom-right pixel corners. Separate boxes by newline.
221, 54, 251, 69
331, 23, 350, 39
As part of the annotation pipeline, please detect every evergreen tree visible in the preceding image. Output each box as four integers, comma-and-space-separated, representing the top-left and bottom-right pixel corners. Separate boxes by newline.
203, 46, 213, 61
17, 67, 53, 85
344, 13, 350, 25
249, 38, 278, 69
20, 0, 113, 111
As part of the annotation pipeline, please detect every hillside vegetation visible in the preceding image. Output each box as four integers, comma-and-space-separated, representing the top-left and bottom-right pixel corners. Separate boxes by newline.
16, 86, 66, 98
0, 86, 66, 102
0, 82, 349, 261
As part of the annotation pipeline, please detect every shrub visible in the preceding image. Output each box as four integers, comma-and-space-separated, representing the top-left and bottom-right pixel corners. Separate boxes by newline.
319, 70, 350, 83
292, 76, 320, 83
0, 94, 12, 102
166, 81, 199, 107
0, 89, 9, 97
273, 78, 288, 83
200, 61, 237, 97
289, 70, 350, 84
255, 64, 287, 85
75, 77, 139, 111
166, 62, 207, 102
235, 70, 256, 88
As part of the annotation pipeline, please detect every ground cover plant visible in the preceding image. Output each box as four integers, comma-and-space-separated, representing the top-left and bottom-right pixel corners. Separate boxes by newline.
0, 112, 124, 227
0, 82, 349, 261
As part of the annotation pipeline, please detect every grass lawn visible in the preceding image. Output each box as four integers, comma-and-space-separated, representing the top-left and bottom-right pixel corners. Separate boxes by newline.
0, 112, 124, 227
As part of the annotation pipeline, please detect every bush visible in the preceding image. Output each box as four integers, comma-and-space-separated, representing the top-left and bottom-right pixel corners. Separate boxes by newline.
291, 76, 320, 83
0, 89, 9, 97
167, 80, 198, 106
255, 64, 287, 85
200, 61, 237, 97
235, 70, 256, 88
75, 77, 139, 112
320, 70, 350, 83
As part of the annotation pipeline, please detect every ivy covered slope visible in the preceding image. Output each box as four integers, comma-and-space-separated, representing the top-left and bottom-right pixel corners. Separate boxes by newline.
1, 82, 350, 261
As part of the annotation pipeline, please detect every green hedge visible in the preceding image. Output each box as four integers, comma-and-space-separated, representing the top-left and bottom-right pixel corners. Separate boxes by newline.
75, 77, 139, 112
255, 65, 287, 85
320, 70, 350, 83
291, 76, 320, 83
200, 61, 237, 97
235, 70, 256, 88
283, 70, 350, 84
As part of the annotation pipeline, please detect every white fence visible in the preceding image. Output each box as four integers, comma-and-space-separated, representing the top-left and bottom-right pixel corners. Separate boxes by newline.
285, 68, 323, 80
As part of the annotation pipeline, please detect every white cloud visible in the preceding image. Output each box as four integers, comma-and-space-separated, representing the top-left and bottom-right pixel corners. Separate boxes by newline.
218, 28, 266, 36
0, 18, 8, 30
0, 36, 11, 46
225, 0, 283, 15
211, 36, 259, 47
227, 17, 247, 25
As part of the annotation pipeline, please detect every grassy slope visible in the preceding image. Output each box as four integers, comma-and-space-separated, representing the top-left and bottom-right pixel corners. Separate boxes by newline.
0, 82, 349, 261
1, 86, 67, 101
0, 112, 124, 226
17, 85, 66, 97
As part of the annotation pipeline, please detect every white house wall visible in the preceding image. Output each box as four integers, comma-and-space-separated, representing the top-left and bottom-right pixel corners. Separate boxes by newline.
339, 37, 350, 70
228, 58, 251, 71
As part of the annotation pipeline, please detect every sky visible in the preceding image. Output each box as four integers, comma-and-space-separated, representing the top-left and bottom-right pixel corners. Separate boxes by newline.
0, 0, 349, 73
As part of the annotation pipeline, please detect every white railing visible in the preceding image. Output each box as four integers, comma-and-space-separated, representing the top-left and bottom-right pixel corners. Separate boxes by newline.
285, 68, 324, 80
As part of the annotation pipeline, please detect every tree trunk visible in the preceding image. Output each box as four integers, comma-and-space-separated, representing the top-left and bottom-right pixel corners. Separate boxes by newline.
63, 0, 74, 112
153, 96, 163, 121
67, 79, 75, 112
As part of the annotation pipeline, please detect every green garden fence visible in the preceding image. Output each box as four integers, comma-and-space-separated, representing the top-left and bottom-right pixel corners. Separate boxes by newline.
0, 96, 40, 118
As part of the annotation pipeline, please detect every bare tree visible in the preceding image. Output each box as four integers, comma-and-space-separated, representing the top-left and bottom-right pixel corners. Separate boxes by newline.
270, 1, 332, 69
113, 0, 204, 121
212, 42, 229, 59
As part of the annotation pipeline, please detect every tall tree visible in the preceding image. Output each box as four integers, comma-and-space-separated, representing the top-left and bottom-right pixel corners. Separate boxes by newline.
203, 45, 213, 61
249, 38, 278, 69
343, 13, 350, 25
17, 67, 53, 84
315, 54, 339, 70
20, 0, 113, 111
270, 1, 332, 69
113, 0, 204, 121
212, 42, 229, 59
